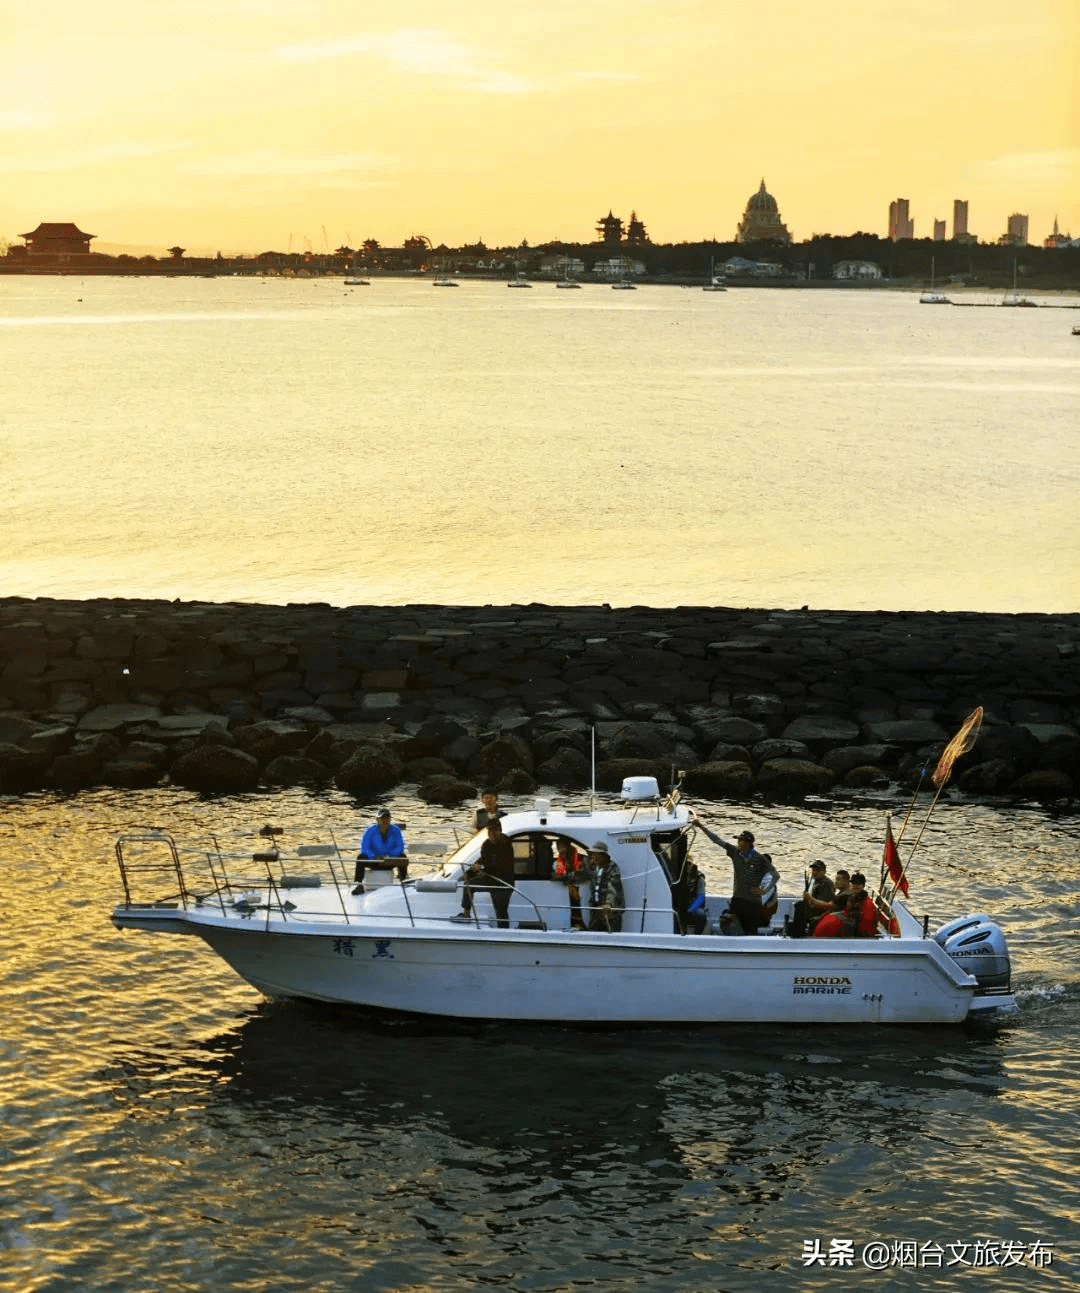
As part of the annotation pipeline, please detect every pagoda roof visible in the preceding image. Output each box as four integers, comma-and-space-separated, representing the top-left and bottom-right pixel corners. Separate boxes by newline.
20, 222, 95, 239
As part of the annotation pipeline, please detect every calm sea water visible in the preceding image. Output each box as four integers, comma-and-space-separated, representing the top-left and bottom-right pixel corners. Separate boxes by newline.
2, 786, 1077, 1291
2, 275, 1078, 611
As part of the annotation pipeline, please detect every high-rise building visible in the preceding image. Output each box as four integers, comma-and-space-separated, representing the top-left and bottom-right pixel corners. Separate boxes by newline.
933, 219, 946, 241
1004, 213, 1029, 246
736, 180, 791, 243
888, 199, 913, 241
953, 199, 968, 240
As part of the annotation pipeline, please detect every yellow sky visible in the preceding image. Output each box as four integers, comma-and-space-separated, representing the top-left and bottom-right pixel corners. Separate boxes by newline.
2, 0, 1077, 255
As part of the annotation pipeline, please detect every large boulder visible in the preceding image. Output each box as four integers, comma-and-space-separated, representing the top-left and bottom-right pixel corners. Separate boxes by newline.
496, 767, 537, 794
169, 745, 260, 792
400, 718, 471, 759
595, 758, 669, 793
756, 758, 834, 800
824, 744, 895, 775
685, 760, 755, 798
958, 759, 1017, 795
600, 721, 679, 761
100, 753, 165, 788
842, 764, 891, 789
49, 734, 123, 790
1008, 768, 1073, 802
263, 754, 333, 785
705, 716, 770, 746
232, 720, 312, 763
0, 743, 50, 792
862, 718, 949, 746
468, 733, 535, 780
535, 746, 591, 788
335, 741, 407, 794
417, 773, 476, 806
781, 715, 860, 746
752, 738, 811, 765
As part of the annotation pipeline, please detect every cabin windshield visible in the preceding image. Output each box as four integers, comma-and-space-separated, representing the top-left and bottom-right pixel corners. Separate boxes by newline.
650, 828, 689, 884
443, 829, 594, 881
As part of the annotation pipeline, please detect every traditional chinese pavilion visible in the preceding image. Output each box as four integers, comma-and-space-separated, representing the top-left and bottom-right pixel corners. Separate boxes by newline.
19, 222, 96, 255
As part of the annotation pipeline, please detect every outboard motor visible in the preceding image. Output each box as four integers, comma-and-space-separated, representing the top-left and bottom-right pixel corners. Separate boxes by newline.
934, 914, 1012, 993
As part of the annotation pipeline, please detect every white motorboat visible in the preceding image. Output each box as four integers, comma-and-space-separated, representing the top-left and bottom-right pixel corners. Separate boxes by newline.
111, 771, 1017, 1027
507, 273, 532, 288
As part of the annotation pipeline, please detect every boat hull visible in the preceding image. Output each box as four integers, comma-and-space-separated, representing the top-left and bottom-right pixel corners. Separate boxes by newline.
115, 910, 1012, 1025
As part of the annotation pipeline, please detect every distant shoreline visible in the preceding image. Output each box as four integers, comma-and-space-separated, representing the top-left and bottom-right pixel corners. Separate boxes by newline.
3, 266, 1079, 295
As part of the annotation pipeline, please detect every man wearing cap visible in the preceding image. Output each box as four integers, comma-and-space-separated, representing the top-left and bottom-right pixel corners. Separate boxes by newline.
790, 860, 835, 938
692, 820, 779, 933
847, 872, 880, 938
354, 808, 407, 892
452, 817, 516, 927
586, 841, 625, 932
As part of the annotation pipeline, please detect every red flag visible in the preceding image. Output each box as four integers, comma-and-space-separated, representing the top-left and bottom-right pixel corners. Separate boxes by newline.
884, 817, 908, 897
931, 706, 984, 789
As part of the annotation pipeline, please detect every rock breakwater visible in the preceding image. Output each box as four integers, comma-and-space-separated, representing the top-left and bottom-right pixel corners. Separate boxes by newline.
1, 598, 1077, 804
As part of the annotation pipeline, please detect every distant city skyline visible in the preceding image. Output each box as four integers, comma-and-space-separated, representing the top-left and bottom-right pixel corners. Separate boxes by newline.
2, 1, 1076, 257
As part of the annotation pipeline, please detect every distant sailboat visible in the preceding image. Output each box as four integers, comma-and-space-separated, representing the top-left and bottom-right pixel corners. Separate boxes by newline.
919, 256, 949, 304
433, 259, 458, 286
702, 258, 727, 291
344, 254, 369, 286
1001, 259, 1036, 307
507, 272, 532, 288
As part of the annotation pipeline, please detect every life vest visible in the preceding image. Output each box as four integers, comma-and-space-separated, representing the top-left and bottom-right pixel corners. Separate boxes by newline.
553, 849, 584, 879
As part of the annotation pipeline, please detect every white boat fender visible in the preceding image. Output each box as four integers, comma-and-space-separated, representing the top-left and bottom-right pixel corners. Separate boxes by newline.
758, 857, 778, 908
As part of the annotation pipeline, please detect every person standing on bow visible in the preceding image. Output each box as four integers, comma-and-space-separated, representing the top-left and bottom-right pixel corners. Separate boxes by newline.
452, 816, 516, 928
473, 787, 505, 833
693, 820, 779, 933
354, 807, 407, 892
586, 841, 624, 932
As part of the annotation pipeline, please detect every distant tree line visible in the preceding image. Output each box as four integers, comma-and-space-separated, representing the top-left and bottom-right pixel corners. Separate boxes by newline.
2, 232, 1077, 287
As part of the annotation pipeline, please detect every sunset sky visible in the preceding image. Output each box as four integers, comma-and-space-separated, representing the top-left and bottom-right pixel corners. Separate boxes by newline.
3, 0, 1077, 255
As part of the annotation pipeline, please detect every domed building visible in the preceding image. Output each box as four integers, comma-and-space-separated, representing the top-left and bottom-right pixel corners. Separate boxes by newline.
736, 180, 791, 244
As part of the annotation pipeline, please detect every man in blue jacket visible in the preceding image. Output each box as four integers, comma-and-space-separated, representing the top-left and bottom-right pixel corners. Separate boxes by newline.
354, 808, 407, 892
